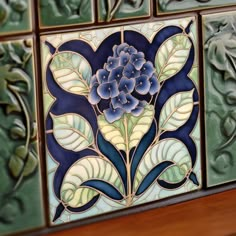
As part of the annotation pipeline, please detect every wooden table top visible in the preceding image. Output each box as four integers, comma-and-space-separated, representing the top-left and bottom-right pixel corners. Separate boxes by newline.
48, 189, 236, 236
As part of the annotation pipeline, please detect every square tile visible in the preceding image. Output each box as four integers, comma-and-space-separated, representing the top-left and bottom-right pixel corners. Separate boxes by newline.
41, 16, 201, 225
0, 0, 32, 35
39, 0, 94, 29
157, 0, 236, 14
0, 39, 44, 235
98, 0, 150, 22
203, 12, 236, 187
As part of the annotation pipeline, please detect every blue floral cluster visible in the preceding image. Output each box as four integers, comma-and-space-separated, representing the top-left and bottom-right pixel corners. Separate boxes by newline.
88, 43, 159, 123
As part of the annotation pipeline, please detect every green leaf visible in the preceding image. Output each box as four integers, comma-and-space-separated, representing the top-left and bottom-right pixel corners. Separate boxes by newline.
8, 154, 24, 178
51, 113, 94, 152
61, 156, 124, 208
0, 65, 31, 114
134, 139, 192, 191
159, 89, 194, 131
98, 105, 154, 151
22, 150, 38, 177
50, 52, 92, 96
155, 34, 191, 82
10, 119, 26, 139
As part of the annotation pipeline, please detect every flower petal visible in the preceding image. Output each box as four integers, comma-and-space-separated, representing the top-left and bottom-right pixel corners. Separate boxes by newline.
111, 91, 127, 109
149, 74, 159, 95
123, 63, 140, 79
130, 52, 145, 70
108, 66, 124, 82
106, 56, 119, 71
97, 80, 119, 99
135, 75, 151, 95
96, 69, 109, 84
131, 101, 147, 116
113, 43, 129, 57
104, 106, 124, 123
118, 77, 135, 94
119, 52, 130, 66
122, 94, 139, 113
141, 61, 155, 77
88, 85, 101, 105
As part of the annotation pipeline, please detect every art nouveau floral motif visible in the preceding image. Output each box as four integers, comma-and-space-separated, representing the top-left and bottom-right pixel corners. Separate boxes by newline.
42, 18, 201, 224
158, 0, 236, 13
203, 13, 236, 186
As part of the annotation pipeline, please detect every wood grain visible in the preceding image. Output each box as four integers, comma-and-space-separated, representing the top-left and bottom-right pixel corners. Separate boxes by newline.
48, 189, 236, 236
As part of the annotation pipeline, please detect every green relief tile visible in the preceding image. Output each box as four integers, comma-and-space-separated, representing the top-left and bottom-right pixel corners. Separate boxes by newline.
203, 12, 236, 187
0, 39, 44, 235
39, 0, 94, 28
0, 0, 32, 35
41, 17, 201, 225
98, 0, 150, 22
158, 0, 236, 13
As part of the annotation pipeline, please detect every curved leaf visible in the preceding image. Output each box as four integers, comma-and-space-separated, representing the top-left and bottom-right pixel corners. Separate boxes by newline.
159, 89, 194, 131
60, 156, 124, 208
50, 51, 92, 95
51, 113, 94, 152
98, 105, 154, 151
155, 34, 191, 82
134, 139, 192, 194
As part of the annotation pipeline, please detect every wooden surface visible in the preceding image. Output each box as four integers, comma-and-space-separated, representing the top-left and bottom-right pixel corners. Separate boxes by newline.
48, 189, 236, 236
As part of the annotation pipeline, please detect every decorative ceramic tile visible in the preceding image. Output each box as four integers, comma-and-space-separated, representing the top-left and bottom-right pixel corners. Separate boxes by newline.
0, 39, 44, 235
39, 0, 94, 29
203, 12, 236, 187
158, 0, 236, 14
0, 0, 32, 35
41, 16, 201, 225
98, 0, 150, 22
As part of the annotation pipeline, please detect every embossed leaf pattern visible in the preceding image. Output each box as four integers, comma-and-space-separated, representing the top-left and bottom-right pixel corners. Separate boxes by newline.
51, 113, 94, 152
0, 65, 31, 114
159, 89, 194, 131
61, 156, 124, 208
134, 139, 192, 192
50, 52, 92, 96
98, 105, 154, 151
155, 34, 191, 82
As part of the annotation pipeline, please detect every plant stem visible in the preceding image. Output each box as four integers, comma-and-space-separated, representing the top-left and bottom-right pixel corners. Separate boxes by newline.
123, 115, 132, 207
106, 0, 123, 22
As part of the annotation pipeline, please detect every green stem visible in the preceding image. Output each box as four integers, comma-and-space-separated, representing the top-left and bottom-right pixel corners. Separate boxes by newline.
123, 115, 132, 207
106, 0, 122, 22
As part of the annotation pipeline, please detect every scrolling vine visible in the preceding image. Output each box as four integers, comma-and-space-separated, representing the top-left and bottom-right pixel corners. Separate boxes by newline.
43, 19, 201, 223
0, 40, 39, 225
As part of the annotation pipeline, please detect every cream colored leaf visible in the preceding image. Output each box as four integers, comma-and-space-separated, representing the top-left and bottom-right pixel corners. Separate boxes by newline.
159, 90, 194, 131
51, 113, 94, 152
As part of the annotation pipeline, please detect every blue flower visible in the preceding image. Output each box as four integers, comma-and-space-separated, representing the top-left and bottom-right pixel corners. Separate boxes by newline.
118, 77, 135, 94
88, 83, 101, 105
108, 66, 123, 82
106, 56, 119, 71
113, 43, 129, 57
141, 61, 155, 77
130, 52, 145, 70
97, 80, 119, 99
104, 105, 124, 123
123, 63, 140, 79
89, 43, 160, 123
111, 91, 127, 109
119, 52, 130, 66
135, 75, 151, 95
149, 74, 159, 95
113, 43, 137, 57
131, 101, 147, 116
122, 94, 139, 113
96, 69, 109, 84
